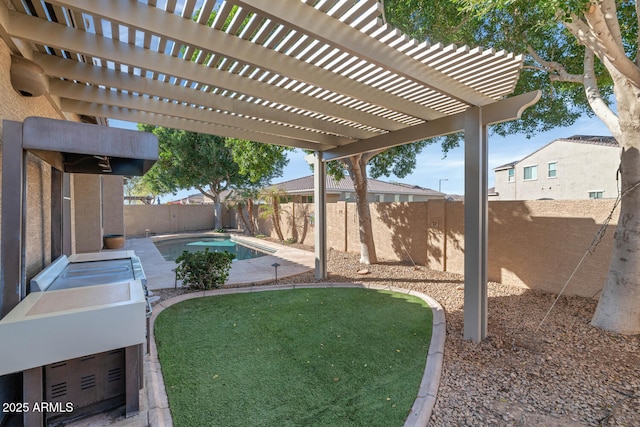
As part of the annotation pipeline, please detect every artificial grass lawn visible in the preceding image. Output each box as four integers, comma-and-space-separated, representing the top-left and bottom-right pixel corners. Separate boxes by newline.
154, 288, 433, 427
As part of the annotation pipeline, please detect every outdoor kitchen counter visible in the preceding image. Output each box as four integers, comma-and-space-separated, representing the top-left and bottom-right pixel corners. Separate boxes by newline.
0, 279, 146, 376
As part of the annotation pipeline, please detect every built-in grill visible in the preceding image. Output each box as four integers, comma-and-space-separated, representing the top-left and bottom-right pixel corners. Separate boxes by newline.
30, 251, 151, 316
0, 251, 149, 426
0, 118, 159, 426
42, 259, 137, 290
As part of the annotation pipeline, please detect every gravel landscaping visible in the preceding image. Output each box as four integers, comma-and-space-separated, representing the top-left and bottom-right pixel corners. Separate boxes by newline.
158, 244, 639, 426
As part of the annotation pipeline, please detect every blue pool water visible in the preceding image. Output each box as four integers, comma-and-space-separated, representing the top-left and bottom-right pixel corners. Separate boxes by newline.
154, 237, 266, 262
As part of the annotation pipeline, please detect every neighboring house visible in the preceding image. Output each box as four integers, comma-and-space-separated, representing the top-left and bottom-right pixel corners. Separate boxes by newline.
168, 190, 232, 204
491, 135, 621, 200
168, 176, 444, 205
271, 175, 445, 203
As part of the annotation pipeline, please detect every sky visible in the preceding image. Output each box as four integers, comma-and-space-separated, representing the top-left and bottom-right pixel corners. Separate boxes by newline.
110, 115, 612, 200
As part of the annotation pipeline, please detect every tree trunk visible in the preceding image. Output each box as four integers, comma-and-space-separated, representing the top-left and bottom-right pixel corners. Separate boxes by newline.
272, 197, 285, 241
247, 199, 255, 235
347, 155, 377, 264
591, 87, 640, 334
197, 186, 222, 229
238, 204, 251, 233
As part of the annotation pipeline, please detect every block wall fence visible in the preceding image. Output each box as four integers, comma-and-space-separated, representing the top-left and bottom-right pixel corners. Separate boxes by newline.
250, 199, 618, 299
124, 200, 619, 299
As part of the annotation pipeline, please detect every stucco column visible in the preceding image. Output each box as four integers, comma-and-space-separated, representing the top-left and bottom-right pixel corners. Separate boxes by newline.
463, 107, 488, 342
1, 120, 25, 318
313, 152, 327, 279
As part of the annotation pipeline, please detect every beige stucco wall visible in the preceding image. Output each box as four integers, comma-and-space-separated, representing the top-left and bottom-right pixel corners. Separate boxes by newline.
73, 174, 103, 253
124, 204, 215, 236
0, 40, 68, 278
493, 140, 621, 200
493, 167, 516, 200
102, 175, 125, 236
0, 38, 79, 421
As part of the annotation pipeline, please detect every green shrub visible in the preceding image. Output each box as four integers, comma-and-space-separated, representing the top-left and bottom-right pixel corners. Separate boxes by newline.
283, 237, 296, 244
256, 234, 267, 239
175, 249, 235, 290
213, 228, 225, 233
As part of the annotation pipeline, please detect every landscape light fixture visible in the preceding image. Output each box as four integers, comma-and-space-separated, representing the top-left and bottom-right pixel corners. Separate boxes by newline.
271, 262, 281, 283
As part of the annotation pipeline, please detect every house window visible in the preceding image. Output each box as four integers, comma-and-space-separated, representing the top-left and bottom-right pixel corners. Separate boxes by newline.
408, 195, 414, 202
376, 194, 385, 202
394, 194, 400, 202
548, 162, 557, 178
508, 168, 515, 182
302, 195, 313, 203
523, 165, 538, 180
589, 191, 604, 199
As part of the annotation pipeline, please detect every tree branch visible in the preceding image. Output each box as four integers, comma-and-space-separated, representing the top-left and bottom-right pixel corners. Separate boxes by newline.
362, 149, 383, 164
522, 64, 552, 73
527, 46, 584, 83
195, 185, 216, 203
599, 0, 623, 51
566, 3, 640, 87
563, 14, 606, 57
582, 49, 621, 138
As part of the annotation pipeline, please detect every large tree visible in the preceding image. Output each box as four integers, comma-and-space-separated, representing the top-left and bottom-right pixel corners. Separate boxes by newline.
324, 142, 429, 264
385, 0, 639, 334
123, 176, 158, 205
139, 125, 290, 228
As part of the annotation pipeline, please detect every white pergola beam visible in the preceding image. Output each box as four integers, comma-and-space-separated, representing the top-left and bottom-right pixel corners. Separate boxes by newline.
35, 53, 378, 141
0, 0, 540, 344
3, 10, 404, 132
323, 91, 541, 160
236, 0, 496, 107
49, 0, 445, 122
59, 100, 329, 151
49, 79, 350, 147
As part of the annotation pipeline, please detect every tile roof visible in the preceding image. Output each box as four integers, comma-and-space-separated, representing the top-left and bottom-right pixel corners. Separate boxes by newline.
557, 135, 618, 147
272, 175, 443, 196
493, 161, 517, 171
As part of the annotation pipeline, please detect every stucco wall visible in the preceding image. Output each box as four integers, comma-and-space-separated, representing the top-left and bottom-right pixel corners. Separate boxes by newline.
0, 39, 74, 424
493, 140, 621, 200
493, 168, 516, 200
124, 204, 215, 236
0, 40, 66, 276
73, 174, 103, 253
102, 175, 125, 236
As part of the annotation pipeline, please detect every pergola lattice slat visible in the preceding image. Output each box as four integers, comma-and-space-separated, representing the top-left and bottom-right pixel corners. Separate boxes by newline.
0, 0, 540, 343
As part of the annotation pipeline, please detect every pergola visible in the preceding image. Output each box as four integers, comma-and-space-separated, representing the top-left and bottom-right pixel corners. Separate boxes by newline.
0, 0, 539, 342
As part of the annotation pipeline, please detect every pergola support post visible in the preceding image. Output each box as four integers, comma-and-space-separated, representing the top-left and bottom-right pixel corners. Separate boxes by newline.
313, 151, 327, 280
1, 120, 25, 319
463, 107, 488, 342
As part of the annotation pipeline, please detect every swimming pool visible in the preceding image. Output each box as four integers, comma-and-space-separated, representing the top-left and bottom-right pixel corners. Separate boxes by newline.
154, 237, 267, 262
